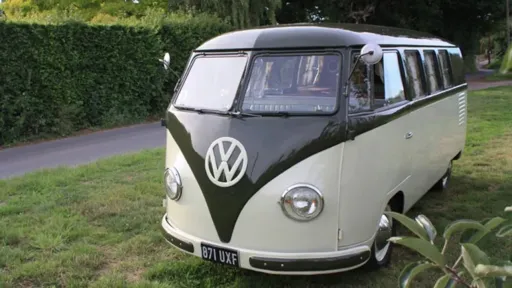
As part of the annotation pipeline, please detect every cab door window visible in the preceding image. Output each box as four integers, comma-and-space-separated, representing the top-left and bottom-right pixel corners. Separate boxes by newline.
348, 55, 371, 113
348, 51, 406, 113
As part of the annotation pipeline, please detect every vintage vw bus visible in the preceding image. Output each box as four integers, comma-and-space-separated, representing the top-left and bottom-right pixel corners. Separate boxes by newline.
159, 23, 467, 275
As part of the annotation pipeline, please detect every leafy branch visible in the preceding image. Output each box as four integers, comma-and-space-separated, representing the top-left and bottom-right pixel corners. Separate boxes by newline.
385, 205, 512, 288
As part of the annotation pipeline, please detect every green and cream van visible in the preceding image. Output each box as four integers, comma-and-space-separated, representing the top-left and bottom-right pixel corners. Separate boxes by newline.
159, 23, 467, 275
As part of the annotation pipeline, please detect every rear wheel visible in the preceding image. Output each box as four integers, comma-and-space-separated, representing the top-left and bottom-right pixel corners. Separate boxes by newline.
363, 204, 395, 270
433, 160, 453, 192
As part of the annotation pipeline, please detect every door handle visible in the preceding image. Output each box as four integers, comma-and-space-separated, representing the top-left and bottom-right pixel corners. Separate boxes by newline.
405, 132, 413, 139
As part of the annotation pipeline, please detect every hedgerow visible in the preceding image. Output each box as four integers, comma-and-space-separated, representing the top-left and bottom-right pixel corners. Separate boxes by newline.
0, 12, 232, 146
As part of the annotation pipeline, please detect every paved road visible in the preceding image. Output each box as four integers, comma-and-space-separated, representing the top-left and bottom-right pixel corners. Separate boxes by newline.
0, 74, 510, 180
0, 122, 165, 179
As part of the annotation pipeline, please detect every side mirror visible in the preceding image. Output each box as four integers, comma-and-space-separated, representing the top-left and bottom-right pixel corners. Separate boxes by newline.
159, 52, 171, 70
360, 43, 383, 65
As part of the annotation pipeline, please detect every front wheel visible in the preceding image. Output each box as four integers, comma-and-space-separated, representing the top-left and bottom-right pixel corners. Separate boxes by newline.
363, 205, 395, 270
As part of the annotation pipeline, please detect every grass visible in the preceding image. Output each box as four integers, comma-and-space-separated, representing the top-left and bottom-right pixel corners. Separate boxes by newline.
1, 86, 512, 287
484, 72, 512, 81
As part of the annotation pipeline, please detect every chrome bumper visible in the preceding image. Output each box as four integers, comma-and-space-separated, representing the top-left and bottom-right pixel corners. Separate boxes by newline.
160, 214, 371, 275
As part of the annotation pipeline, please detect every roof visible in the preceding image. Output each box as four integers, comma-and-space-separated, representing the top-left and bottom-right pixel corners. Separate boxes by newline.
195, 23, 457, 51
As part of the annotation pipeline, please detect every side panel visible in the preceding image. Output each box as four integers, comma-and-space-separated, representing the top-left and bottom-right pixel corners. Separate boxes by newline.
339, 110, 412, 247
405, 88, 467, 209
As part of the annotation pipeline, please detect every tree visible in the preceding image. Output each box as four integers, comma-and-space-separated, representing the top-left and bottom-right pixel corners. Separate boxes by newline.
169, 0, 281, 28
275, 0, 506, 72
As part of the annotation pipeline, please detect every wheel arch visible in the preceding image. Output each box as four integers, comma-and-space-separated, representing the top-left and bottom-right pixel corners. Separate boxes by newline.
388, 191, 405, 214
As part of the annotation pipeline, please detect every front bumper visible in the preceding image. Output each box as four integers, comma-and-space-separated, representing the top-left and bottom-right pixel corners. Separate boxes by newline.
160, 214, 371, 275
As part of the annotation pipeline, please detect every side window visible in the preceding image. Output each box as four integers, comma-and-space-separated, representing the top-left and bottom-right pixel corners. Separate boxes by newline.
404, 50, 426, 99
438, 50, 453, 88
423, 50, 441, 94
373, 52, 406, 109
348, 54, 371, 113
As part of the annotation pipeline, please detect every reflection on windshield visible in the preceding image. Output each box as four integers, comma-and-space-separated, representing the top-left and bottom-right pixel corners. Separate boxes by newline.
174, 55, 247, 111
241, 54, 341, 114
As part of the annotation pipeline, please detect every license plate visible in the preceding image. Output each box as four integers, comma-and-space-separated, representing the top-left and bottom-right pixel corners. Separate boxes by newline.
200, 243, 239, 267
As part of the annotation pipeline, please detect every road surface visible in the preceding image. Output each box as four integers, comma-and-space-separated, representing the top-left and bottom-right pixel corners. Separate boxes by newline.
0, 76, 510, 180
0, 122, 165, 179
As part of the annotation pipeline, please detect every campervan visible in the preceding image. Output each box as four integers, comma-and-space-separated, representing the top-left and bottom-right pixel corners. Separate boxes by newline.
159, 23, 467, 275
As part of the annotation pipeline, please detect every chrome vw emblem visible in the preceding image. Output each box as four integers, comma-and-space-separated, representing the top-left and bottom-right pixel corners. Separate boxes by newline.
205, 137, 248, 187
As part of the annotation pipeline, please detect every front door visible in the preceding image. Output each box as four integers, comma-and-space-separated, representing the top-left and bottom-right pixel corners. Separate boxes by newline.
338, 50, 414, 247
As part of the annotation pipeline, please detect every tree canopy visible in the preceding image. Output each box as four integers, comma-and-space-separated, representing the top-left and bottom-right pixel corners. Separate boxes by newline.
1, 0, 507, 69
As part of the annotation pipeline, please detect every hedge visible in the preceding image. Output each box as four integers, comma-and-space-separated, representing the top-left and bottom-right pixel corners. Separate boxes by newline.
0, 18, 232, 146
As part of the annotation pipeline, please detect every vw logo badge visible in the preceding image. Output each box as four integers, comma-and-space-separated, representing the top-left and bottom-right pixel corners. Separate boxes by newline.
205, 137, 248, 187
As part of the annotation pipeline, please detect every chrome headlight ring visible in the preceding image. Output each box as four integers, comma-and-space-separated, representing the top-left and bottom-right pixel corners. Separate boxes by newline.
164, 167, 183, 201
279, 184, 324, 222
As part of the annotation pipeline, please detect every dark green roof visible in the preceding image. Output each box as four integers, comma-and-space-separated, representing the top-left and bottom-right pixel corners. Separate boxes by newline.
195, 23, 456, 51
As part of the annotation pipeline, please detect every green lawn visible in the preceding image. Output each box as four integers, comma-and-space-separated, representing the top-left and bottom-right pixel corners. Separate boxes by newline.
484, 72, 512, 81
1, 87, 512, 288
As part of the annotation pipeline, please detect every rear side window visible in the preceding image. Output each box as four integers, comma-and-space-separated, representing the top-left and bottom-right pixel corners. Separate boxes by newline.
404, 51, 425, 99
438, 50, 453, 88
423, 50, 442, 94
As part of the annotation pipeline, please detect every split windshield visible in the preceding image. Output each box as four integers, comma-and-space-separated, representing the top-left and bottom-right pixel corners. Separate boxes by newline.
173, 53, 341, 114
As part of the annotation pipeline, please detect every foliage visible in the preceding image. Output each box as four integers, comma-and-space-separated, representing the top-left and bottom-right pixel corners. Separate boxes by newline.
499, 45, 512, 74
386, 205, 512, 288
0, 0, 168, 19
479, 20, 510, 60
0, 22, 163, 146
276, 0, 505, 73
168, 0, 282, 28
0, 15, 232, 146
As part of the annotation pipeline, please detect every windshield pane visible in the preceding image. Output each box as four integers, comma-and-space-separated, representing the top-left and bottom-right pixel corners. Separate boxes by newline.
174, 55, 247, 111
241, 54, 341, 114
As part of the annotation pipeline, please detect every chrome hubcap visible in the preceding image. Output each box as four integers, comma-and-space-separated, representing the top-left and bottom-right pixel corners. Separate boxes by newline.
374, 210, 393, 262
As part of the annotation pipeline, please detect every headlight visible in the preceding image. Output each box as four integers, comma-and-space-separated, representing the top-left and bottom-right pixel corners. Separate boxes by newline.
164, 167, 182, 201
280, 184, 324, 221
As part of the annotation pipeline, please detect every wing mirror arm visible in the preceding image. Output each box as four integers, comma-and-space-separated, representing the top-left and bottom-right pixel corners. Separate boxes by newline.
159, 52, 181, 79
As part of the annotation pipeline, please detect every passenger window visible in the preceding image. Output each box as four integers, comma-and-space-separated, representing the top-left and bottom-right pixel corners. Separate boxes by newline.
373, 52, 406, 109
404, 51, 425, 99
348, 54, 371, 113
438, 50, 453, 88
423, 50, 441, 94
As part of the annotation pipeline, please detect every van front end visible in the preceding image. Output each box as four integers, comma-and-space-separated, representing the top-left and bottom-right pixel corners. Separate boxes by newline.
157, 45, 379, 275
160, 123, 372, 275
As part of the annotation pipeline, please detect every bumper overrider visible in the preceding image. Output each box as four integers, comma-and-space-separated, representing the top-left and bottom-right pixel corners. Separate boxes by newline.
161, 215, 371, 275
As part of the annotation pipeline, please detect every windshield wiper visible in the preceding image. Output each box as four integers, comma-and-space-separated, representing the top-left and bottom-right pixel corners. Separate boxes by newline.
228, 111, 261, 118
175, 106, 261, 118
